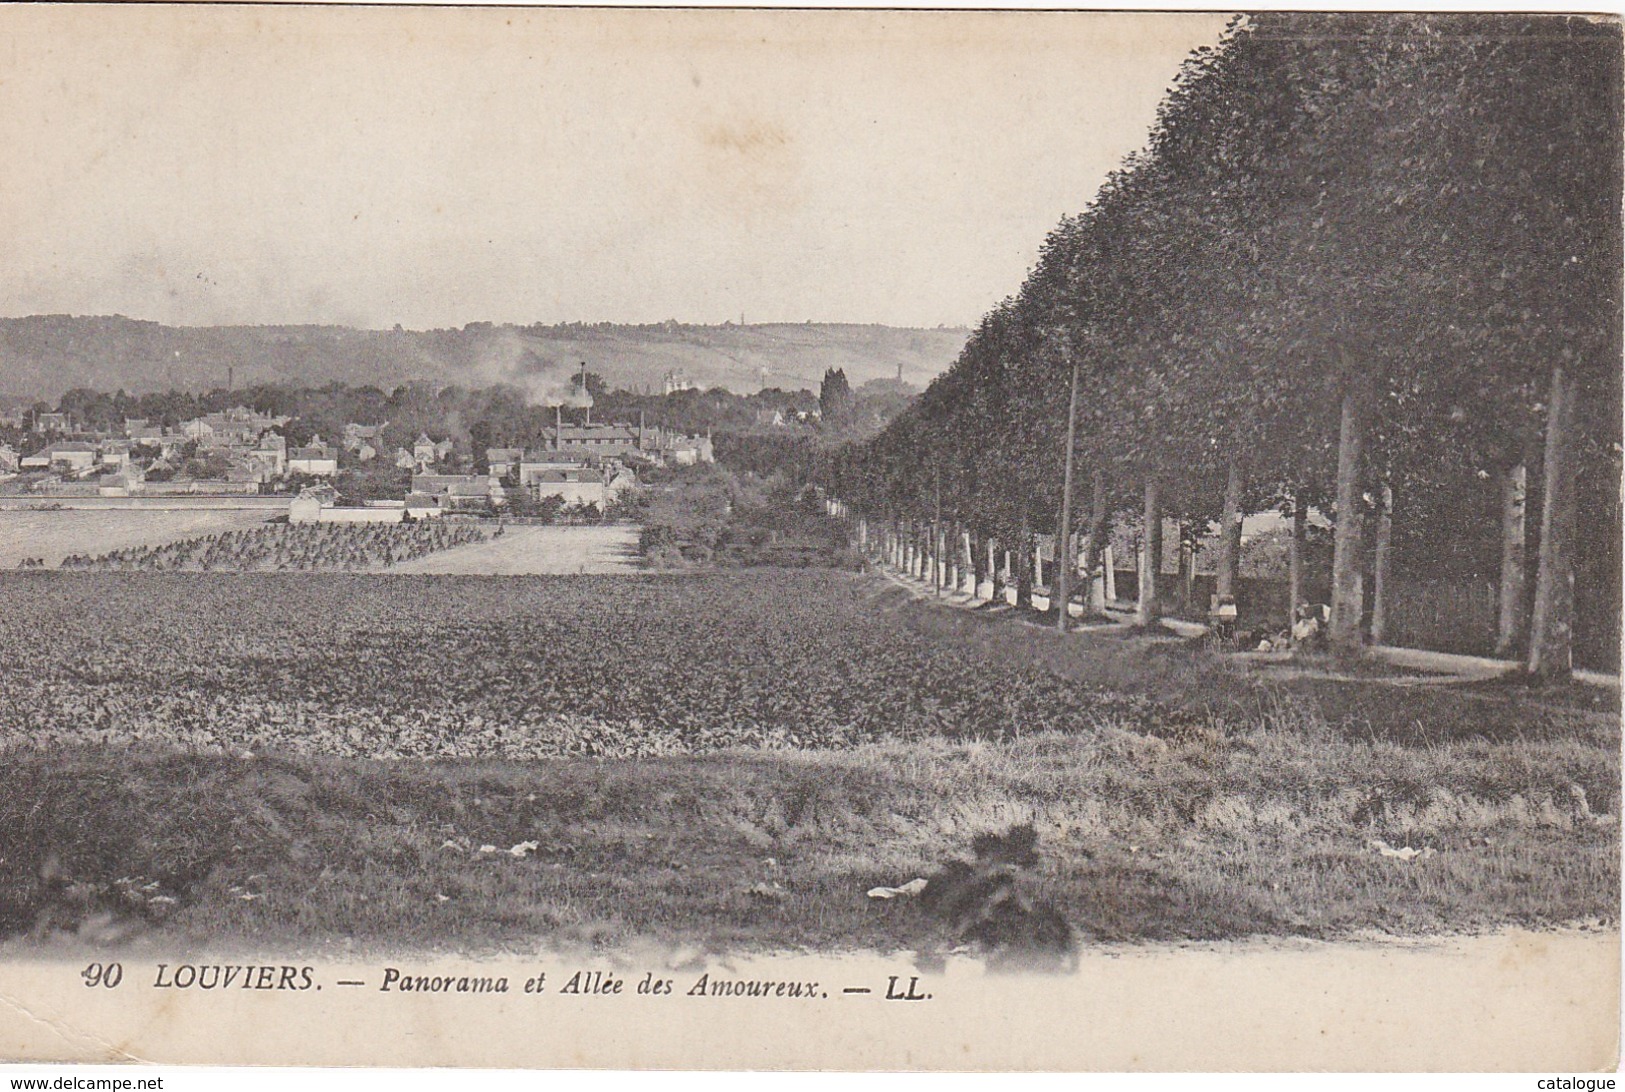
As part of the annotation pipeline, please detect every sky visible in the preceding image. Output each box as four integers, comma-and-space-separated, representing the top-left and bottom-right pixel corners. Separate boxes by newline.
0, 6, 1230, 330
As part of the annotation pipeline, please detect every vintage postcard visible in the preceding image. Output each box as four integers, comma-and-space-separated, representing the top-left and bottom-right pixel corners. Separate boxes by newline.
0, 3, 1618, 1076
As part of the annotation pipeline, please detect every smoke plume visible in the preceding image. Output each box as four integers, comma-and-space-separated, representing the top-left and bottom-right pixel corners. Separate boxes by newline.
472, 328, 593, 409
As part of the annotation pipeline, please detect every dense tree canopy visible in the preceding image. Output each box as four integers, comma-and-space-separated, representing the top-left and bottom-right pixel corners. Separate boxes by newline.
824, 13, 1621, 674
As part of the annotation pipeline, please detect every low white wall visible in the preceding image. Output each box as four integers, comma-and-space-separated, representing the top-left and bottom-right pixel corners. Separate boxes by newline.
319, 506, 405, 523
536, 482, 606, 508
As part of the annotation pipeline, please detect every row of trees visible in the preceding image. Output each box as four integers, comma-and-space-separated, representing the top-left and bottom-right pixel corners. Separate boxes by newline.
821, 13, 1621, 679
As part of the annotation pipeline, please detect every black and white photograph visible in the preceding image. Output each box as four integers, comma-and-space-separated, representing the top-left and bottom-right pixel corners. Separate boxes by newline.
0, 2, 1618, 1076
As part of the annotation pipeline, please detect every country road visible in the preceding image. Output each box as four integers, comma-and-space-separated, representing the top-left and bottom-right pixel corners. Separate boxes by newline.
388, 523, 643, 575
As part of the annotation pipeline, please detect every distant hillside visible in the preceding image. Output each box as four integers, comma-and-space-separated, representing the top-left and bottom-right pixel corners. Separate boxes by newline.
0, 316, 969, 402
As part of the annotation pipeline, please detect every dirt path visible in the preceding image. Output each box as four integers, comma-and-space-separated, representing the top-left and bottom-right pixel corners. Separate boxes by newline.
876, 563, 1620, 693
389, 523, 643, 575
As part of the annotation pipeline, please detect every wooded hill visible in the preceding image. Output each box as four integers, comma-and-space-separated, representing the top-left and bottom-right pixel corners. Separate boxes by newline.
0, 316, 967, 403
823, 13, 1622, 679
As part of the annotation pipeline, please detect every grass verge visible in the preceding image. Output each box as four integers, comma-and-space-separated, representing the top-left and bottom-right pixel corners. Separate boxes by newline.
2, 712, 1614, 956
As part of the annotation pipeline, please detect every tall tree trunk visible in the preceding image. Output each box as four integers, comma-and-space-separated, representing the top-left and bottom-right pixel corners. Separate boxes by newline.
1053, 521, 1073, 630
953, 527, 965, 594
1175, 521, 1194, 616
1084, 469, 1109, 612
1529, 365, 1578, 680
1494, 461, 1529, 657
1053, 353, 1083, 630
1288, 497, 1306, 636
1215, 461, 1246, 602
935, 524, 947, 596
1015, 511, 1033, 610
1371, 481, 1393, 646
932, 471, 943, 596
1053, 525, 1076, 627
1137, 478, 1162, 627
962, 523, 975, 591
1519, 439, 1546, 650
1329, 387, 1368, 656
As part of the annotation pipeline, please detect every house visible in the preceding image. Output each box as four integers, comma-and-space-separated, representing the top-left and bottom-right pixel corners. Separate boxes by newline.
538, 420, 712, 466
486, 447, 525, 478
413, 433, 439, 470
98, 466, 145, 496
289, 485, 338, 523
43, 442, 97, 472
649, 429, 714, 466
550, 424, 643, 460
410, 473, 503, 511
246, 433, 287, 481
515, 452, 585, 486
185, 407, 289, 448
224, 456, 263, 484
97, 440, 133, 469
411, 473, 475, 496
0, 444, 18, 474
523, 465, 636, 509
0, 407, 26, 430
342, 422, 388, 453
34, 412, 69, 433
394, 447, 416, 471
288, 492, 324, 524
444, 477, 503, 512
663, 370, 694, 395
403, 492, 443, 519
666, 441, 711, 466
179, 415, 219, 444
291, 484, 402, 524
287, 435, 339, 476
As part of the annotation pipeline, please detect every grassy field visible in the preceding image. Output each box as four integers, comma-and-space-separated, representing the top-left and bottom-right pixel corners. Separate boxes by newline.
0, 509, 276, 567
0, 569, 1615, 957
